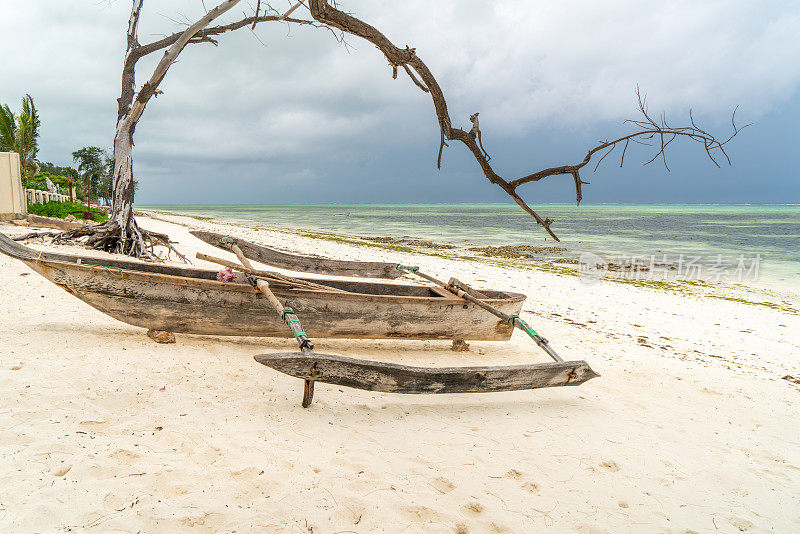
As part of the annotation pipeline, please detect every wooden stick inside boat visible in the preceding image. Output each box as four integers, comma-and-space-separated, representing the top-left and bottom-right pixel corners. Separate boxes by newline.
398, 265, 564, 363
197, 251, 347, 293
230, 243, 319, 407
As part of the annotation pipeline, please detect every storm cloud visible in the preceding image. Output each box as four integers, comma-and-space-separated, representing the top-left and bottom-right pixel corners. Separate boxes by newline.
2, 0, 798, 204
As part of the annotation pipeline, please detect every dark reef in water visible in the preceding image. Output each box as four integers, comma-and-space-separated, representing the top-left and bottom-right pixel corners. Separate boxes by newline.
361, 236, 456, 249
467, 245, 568, 258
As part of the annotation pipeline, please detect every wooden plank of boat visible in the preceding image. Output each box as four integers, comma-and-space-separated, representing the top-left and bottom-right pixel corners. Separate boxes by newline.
191, 230, 404, 279
255, 353, 599, 394
0, 231, 524, 340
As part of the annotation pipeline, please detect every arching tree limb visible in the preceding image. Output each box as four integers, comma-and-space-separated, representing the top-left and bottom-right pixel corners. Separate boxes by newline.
132, 4, 317, 61
308, 1, 745, 241
69, 1, 323, 259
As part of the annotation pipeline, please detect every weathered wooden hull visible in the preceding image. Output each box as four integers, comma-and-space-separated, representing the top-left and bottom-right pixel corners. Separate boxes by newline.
0, 232, 524, 340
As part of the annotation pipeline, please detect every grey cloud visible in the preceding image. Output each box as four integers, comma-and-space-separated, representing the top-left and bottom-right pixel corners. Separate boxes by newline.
1, 0, 798, 205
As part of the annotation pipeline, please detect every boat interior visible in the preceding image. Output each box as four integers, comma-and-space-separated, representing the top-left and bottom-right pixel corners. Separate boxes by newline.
0, 231, 519, 300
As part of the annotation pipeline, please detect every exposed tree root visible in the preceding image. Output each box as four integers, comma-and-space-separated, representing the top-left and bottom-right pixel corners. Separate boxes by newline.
12, 230, 60, 242
51, 220, 188, 262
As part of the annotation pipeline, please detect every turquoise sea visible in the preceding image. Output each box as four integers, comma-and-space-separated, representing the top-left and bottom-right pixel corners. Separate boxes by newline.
142, 204, 800, 288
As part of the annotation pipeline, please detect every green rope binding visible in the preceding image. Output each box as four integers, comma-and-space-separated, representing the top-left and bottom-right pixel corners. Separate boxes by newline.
396, 264, 419, 273
86, 264, 124, 278
506, 314, 539, 338
282, 311, 302, 331
292, 330, 308, 339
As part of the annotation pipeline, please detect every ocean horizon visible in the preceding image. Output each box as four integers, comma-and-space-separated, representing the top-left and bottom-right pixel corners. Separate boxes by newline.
142, 203, 800, 288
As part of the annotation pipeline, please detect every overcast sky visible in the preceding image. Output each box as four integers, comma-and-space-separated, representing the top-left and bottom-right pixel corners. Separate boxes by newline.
2, 0, 799, 204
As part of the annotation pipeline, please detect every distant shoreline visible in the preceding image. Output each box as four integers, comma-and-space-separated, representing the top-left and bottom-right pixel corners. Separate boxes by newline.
140, 209, 800, 299
139, 204, 800, 291
140, 202, 800, 207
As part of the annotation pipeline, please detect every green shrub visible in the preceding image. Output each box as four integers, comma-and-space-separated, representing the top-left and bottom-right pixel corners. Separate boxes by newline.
27, 201, 108, 223
25, 172, 86, 201
26, 171, 71, 191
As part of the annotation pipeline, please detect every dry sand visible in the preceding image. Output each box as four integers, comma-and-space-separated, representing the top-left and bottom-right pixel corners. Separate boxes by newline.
0, 214, 798, 533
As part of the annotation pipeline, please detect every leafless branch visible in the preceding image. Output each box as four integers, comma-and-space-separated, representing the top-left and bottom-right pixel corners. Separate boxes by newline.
134, 4, 317, 59
124, 0, 246, 133
509, 86, 749, 195
307, 1, 747, 241
252, 0, 262, 28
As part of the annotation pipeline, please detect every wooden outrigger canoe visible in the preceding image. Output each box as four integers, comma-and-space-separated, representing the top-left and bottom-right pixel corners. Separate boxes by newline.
0, 231, 523, 340
1, 229, 599, 405
256, 352, 599, 395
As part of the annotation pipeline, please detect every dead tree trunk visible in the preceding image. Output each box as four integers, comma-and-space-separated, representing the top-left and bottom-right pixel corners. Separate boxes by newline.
109, 131, 138, 250
59, 0, 313, 258
104, 0, 142, 253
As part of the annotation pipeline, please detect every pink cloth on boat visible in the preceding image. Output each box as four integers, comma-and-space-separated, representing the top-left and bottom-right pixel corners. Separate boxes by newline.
216, 267, 235, 282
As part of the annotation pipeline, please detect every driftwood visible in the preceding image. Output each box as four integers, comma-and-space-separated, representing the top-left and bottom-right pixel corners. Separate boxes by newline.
191, 230, 404, 279
13, 230, 61, 241
25, 215, 86, 231
255, 353, 599, 394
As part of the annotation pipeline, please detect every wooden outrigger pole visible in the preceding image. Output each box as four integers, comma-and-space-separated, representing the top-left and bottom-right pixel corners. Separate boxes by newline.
395, 265, 567, 364
223, 243, 320, 407
213, 239, 598, 407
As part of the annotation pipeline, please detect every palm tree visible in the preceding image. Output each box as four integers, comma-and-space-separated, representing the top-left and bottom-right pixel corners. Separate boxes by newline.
72, 146, 106, 207
0, 94, 41, 183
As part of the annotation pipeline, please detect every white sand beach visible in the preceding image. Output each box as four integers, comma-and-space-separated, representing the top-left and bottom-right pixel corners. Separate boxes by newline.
1, 213, 798, 533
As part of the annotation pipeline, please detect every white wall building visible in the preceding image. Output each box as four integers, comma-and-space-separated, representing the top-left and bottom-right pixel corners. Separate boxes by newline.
0, 152, 27, 220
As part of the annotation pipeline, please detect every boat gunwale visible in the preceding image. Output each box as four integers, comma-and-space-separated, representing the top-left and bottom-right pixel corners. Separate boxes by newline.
29, 256, 525, 304
0, 230, 525, 305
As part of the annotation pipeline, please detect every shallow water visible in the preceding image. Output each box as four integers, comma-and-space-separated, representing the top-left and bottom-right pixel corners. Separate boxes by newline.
142, 203, 800, 288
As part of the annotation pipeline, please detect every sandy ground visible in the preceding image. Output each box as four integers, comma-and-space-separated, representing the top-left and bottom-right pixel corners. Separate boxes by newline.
0, 214, 798, 533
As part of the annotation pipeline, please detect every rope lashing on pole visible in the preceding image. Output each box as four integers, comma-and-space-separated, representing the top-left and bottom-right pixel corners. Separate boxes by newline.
397, 264, 564, 363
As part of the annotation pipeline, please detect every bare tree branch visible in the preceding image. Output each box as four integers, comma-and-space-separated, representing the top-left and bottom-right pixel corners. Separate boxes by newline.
509, 87, 748, 192
135, 9, 315, 58
123, 0, 245, 133
252, 0, 262, 29
307, 1, 747, 241
117, 0, 145, 124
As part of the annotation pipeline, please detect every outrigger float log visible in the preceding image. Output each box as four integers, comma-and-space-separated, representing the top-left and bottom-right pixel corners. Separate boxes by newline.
196, 231, 599, 407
